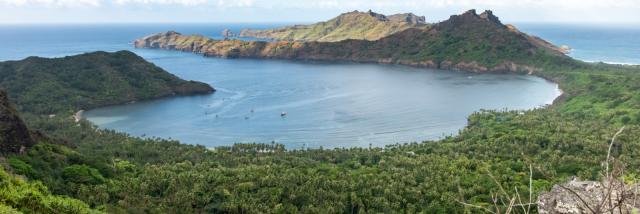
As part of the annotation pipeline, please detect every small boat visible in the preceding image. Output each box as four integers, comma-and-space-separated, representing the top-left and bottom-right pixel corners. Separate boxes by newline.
280, 112, 287, 117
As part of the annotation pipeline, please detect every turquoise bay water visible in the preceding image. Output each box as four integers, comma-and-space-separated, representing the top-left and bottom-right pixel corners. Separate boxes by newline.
84, 54, 559, 148
0, 23, 634, 148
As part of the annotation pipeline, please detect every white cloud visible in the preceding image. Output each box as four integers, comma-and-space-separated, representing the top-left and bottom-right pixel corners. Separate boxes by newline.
216, 0, 252, 8
0, 0, 28, 6
1, 0, 639, 23
113, 0, 208, 6
0, 0, 100, 7
3, 0, 640, 9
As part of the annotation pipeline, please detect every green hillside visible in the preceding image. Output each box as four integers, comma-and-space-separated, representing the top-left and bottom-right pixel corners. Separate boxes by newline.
0, 50, 214, 114
2, 10, 640, 213
0, 165, 102, 213
0, 89, 102, 213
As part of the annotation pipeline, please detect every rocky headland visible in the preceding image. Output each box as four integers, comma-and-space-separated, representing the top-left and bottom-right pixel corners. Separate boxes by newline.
135, 10, 574, 74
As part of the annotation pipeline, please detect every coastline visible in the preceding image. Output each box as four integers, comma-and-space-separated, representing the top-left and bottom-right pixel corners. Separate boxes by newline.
77, 47, 566, 148
73, 110, 84, 122
135, 43, 567, 106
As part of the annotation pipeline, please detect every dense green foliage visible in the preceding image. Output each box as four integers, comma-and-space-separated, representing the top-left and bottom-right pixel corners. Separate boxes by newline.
1, 58, 637, 213
3, 14, 640, 213
0, 50, 213, 114
0, 163, 102, 213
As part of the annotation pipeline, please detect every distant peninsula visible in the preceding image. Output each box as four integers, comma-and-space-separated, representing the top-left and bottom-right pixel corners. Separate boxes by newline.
135, 10, 574, 74
239, 10, 429, 42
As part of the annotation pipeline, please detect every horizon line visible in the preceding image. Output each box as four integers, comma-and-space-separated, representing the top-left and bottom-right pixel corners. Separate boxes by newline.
1, 21, 639, 26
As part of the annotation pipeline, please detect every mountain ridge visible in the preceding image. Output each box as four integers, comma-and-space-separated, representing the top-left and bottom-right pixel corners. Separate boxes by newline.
136, 10, 572, 73
239, 10, 429, 42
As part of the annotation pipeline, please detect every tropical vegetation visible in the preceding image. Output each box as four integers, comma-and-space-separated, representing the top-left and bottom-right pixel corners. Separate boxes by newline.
1, 10, 640, 214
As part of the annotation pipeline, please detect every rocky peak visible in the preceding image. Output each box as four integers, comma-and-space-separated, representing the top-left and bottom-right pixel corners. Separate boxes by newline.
164, 31, 181, 36
459, 9, 478, 18
388, 13, 426, 24
366, 10, 388, 21
0, 90, 36, 154
221, 28, 235, 38
437, 9, 507, 30
341, 10, 426, 24
479, 10, 502, 25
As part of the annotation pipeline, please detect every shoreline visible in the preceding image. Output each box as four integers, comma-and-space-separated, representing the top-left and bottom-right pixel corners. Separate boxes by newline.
82, 48, 565, 149
73, 110, 84, 122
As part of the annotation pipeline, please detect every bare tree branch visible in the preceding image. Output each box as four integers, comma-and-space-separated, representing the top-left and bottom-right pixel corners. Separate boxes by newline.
606, 126, 625, 178
454, 198, 496, 214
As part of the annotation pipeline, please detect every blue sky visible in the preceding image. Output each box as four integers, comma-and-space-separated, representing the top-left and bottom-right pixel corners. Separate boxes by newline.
1, 0, 639, 24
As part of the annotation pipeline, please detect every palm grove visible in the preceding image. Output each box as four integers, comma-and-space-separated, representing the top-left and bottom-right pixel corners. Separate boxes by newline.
1, 10, 640, 213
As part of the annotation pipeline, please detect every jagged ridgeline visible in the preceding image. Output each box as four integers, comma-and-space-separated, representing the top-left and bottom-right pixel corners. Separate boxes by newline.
136, 10, 577, 73
0, 51, 214, 114
238, 10, 429, 42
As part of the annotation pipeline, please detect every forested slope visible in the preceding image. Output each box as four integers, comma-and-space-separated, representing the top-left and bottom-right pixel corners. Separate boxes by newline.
1, 10, 640, 214
0, 50, 214, 114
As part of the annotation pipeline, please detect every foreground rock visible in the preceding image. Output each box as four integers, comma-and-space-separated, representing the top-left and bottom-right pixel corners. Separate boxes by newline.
538, 178, 640, 214
136, 10, 574, 74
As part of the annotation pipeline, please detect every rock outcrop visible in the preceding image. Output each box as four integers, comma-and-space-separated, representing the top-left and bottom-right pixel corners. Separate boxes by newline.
221, 28, 235, 39
0, 90, 36, 154
538, 178, 640, 214
387, 12, 426, 25
239, 10, 429, 42
136, 10, 575, 74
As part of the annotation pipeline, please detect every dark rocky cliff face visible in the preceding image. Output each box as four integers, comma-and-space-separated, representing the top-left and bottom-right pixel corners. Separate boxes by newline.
0, 90, 36, 154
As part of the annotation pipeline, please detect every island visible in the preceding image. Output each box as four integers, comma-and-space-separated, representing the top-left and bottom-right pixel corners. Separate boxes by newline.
135, 10, 572, 73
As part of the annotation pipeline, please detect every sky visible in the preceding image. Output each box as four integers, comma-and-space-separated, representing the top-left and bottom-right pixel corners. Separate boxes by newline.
1, 0, 639, 24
